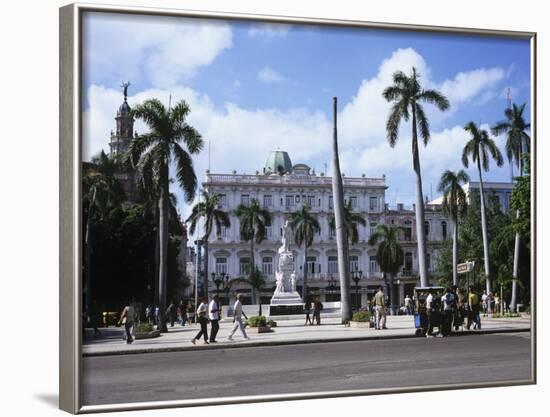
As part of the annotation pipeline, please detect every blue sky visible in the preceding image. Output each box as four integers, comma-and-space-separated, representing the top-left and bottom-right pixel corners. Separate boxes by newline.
82, 12, 531, 213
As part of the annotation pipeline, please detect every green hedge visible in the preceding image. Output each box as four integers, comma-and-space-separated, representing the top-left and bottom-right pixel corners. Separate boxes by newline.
247, 315, 267, 327
352, 311, 371, 322
136, 322, 154, 333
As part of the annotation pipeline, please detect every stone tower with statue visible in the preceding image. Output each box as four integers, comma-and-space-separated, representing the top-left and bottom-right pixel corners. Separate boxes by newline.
108, 82, 139, 202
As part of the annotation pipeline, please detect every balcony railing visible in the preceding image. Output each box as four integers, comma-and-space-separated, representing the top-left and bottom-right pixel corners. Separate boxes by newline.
206, 173, 386, 188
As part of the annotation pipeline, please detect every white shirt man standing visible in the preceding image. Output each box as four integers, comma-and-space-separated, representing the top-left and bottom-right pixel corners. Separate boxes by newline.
227, 294, 250, 341
404, 294, 412, 315
208, 295, 220, 343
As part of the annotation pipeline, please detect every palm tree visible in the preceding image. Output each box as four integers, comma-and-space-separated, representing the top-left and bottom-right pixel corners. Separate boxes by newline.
382, 67, 450, 287
329, 200, 366, 245
368, 224, 404, 314
233, 267, 267, 316
186, 191, 230, 301
462, 121, 504, 298
492, 103, 531, 312
330, 97, 352, 324
83, 151, 124, 320
289, 204, 321, 303
130, 98, 203, 332
235, 198, 272, 308
438, 169, 470, 286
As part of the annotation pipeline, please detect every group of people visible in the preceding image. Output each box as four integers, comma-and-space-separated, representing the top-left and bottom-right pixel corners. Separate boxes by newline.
303, 296, 324, 325
144, 300, 196, 328
191, 294, 251, 345
424, 285, 483, 338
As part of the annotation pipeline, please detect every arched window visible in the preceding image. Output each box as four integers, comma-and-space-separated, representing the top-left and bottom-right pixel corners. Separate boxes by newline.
424, 221, 430, 237
441, 221, 447, 240
262, 257, 273, 275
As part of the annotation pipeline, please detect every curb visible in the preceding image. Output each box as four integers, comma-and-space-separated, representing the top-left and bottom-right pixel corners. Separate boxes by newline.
83, 327, 530, 358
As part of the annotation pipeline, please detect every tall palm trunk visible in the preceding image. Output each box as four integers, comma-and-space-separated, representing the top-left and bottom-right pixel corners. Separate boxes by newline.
303, 245, 308, 302
452, 218, 458, 286
476, 148, 492, 299
203, 240, 209, 302
250, 233, 257, 307
331, 97, 351, 323
158, 179, 169, 333
84, 189, 96, 322
154, 224, 159, 308
389, 273, 397, 315
510, 154, 522, 312
412, 106, 429, 287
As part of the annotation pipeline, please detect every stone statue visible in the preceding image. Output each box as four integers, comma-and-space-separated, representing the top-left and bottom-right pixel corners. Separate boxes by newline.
279, 219, 291, 254
271, 219, 303, 306
121, 81, 131, 100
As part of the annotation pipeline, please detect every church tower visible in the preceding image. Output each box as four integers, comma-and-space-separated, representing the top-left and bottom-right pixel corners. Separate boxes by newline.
109, 82, 135, 156
108, 82, 138, 202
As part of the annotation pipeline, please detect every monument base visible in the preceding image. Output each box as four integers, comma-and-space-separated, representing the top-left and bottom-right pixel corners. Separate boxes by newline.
270, 292, 304, 316
269, 304, 304, 316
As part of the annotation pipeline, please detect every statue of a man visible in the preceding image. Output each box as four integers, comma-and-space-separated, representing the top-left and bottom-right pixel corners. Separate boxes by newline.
279, 219, 291, 253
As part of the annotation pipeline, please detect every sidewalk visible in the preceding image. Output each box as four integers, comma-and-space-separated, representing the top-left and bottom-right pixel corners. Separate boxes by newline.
82, 315, 531, 357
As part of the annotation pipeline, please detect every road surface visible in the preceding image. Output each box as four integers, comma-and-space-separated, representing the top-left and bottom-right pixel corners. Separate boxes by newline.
82, 332, 531, 405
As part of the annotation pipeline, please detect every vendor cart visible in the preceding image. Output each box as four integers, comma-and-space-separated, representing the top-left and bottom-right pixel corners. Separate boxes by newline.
413, 286, 444, 336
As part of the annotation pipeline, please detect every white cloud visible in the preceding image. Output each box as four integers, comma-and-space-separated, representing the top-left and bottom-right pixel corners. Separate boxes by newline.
247, 23, 291, 38
84, 13, 233, 88
257, 67, 286, 83
83, 46, 510, 215
438, 67, 505, 106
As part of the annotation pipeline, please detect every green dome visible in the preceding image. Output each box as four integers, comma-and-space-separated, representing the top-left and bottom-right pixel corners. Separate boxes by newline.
264, 151, 293, 175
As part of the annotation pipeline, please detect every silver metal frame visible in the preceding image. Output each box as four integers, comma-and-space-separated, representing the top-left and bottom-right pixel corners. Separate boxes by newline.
59, 2, 537, 414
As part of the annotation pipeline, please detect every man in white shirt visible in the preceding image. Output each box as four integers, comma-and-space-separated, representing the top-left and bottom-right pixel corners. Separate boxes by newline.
208, 295, 220, 343
404, 294, 412, 315
227, 294, 250, 341
425, 292, 435, 338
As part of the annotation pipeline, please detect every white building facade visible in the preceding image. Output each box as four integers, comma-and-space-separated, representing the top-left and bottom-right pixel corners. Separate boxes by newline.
203, 151, 448, 308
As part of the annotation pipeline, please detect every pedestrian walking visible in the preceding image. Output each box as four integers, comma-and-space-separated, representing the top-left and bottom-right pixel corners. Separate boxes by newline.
304, 299, 313, 325
441, 288, 455, 337
178, 300, 187, 326
481, 291, 488, 316
186, 301, 195, 325
209, 295, 220, 343
191, 297, 209, 345
313, 296, 323, 325
467, 286, 481, 330
117, 300, 136, 344
154, 306, 160, 329
227, 294, 250, 341
404, 294, 412, 315
166, 300, 177, 327
374, 286, 387, 330
425, 291, 437, 337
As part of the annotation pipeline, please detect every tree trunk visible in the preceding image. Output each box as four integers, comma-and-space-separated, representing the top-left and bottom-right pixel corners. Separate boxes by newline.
84, 190, 95, 323
510, 154, 522, 313
303, 244, 308, 302
203, 240, 209, 302
250, 234, 256, 304
158, 180, 169, 333
331, 97, 352, 323
389, 273, 396, 315
154, 224, 159, 308
452, 218, 458, 286
412, 106, 429, 287
477, 151, 491, 301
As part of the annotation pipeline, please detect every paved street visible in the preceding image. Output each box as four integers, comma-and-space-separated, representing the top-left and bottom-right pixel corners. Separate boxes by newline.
82, 332, 531, 406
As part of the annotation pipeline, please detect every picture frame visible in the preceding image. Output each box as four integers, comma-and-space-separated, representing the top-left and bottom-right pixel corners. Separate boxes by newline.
60, 2, 537, 413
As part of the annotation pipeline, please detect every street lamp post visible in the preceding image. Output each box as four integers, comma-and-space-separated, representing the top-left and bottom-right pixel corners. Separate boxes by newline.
351, 269, 363, 312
